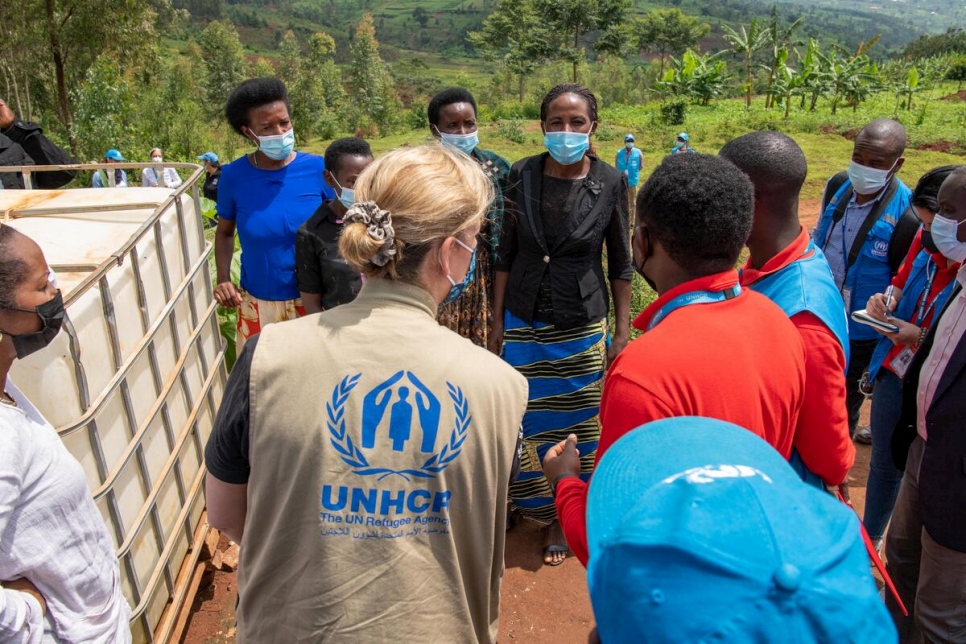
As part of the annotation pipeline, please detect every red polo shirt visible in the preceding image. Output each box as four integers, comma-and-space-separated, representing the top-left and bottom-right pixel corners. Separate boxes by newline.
555, 269, 806, 565
740, 227, 855, 486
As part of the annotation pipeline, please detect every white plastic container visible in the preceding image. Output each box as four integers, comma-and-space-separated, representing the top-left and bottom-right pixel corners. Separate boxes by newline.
2, 175, 226, 643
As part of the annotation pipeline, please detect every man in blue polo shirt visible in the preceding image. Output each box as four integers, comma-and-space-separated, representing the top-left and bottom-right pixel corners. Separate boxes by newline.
812, 119, 918, 441
615, 134, 643, 218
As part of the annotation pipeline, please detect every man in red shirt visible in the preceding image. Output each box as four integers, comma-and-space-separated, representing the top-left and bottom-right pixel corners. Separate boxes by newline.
719, 131, 855, 490
543, 153, 808, 565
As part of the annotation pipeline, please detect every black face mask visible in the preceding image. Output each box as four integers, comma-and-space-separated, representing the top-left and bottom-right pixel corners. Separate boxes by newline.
1, 291, 65, 359
635, 227, 658, 292
921, 229, 940, 255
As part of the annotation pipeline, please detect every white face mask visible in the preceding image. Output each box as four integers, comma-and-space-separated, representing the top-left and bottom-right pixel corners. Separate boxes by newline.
847, 160, 896, 196
931, 213, 966, 263
151, 156, 162, 163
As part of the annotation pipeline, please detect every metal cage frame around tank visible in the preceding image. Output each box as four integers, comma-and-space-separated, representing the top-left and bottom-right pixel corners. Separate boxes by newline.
0, 162, 227, 642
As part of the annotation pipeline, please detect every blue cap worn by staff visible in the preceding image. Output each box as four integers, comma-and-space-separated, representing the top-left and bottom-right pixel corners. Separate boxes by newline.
197, 152, 219, 165
104, 148, 124, 161
586, 417, 897, 644
677, 132, 689, 142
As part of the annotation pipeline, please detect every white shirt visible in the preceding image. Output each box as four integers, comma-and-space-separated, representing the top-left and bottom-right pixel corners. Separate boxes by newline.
140, 166, 182, 188
0, 380, 132, 643
917, 265, 966, 440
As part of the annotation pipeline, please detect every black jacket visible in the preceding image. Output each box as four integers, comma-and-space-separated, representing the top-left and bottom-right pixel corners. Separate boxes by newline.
892, 282, 966, 552
495, 153, 633, 330
203, 168, 222, 201
0, 118, 75, 189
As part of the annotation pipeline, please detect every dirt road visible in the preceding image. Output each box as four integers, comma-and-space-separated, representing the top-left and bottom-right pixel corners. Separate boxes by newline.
182, 199, 865, 643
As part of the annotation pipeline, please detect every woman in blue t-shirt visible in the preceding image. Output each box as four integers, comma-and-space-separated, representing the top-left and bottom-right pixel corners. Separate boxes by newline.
213, 77, 336, 355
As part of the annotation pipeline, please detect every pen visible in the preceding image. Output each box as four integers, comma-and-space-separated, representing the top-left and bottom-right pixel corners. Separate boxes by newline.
885, 285, 895, 313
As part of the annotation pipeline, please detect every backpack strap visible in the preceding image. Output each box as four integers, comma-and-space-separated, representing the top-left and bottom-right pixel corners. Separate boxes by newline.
846, 176, 900, 270
888, 206, 921, 276
823, 170, 850, 212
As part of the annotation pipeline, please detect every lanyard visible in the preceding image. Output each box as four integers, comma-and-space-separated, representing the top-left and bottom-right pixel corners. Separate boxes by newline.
647, 284, 741, 331
914, 260, 939, 326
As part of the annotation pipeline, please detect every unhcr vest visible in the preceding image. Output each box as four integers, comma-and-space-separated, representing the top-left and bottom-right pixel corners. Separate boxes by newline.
749, 241, 850, 489
814, 177, 912, 341
750, 241, 850, 365
238, 280, 528, 643
868, 249, 958, 383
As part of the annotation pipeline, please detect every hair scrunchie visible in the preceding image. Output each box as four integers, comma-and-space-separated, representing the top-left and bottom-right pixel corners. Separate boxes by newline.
344, 201, 396, 267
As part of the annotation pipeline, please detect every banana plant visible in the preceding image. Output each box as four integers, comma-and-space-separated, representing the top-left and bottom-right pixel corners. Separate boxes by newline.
723, 17, 770, 109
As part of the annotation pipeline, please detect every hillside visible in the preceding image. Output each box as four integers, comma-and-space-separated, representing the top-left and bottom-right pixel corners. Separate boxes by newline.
175, 0, 963, 61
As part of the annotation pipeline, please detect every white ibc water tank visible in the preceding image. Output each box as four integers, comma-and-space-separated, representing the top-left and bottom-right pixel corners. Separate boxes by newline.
2, 177, 226, 643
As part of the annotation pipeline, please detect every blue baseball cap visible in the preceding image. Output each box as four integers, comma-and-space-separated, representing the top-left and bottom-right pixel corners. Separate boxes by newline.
104, 148, 124, 161
624, 133, 635, 142
676, 132, 689, 142
197, 152, 219, 164
587, 417, 896, 644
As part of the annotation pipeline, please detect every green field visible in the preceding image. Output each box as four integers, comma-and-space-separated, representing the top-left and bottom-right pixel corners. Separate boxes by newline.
306, 84, 966, 203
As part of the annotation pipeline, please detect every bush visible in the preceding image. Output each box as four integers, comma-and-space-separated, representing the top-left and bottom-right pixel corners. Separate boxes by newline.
407, 99, 428, 131
496, 119, 527, 144
660, 100, 687, 125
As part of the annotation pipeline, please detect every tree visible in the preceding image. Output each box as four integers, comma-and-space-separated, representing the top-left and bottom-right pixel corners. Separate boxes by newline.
634, 9, 710, 79
763, 6, 804, 108
947, 55, 966, 91
723, 17, 769, 108
468, 0, 554, 102
276, 30, 301, 90
659, 49, 729, 106
199, 21, 247, 113
535, 0, 631, 83
346, 13, 400, 136
0, 0, 167, 156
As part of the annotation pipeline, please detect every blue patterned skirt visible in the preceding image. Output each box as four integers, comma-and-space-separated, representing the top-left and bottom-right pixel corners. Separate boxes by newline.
503, 311, 606, 524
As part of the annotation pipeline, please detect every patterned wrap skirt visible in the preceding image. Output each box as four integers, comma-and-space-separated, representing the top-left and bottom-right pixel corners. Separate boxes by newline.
503, 310, 606, 524
236, 291, 306, 356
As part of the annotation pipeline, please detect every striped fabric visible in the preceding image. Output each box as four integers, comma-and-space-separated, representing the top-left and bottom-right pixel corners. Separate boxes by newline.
504, 311, 606, 524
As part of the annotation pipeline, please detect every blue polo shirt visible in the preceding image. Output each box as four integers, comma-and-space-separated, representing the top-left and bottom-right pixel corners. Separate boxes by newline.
217, 152, 335, 301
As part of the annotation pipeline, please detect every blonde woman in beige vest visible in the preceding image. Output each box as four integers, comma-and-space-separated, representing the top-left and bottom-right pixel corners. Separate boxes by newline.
205, 145, 528, 643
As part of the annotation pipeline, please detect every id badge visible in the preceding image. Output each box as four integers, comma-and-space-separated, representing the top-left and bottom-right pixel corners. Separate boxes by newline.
841, 287, 852, 312
890, 347, 916, 379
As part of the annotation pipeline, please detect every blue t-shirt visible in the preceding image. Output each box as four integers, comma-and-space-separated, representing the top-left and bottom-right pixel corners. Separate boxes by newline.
217, 152, 335, 301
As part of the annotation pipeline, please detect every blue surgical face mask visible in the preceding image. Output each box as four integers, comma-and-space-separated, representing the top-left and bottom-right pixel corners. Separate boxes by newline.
252, 128, 296, 161
442, 237, 477, 305
847, 159, 896, 196
439, 130, 479, 155
673, 141, 684, 150
544, 131, 590, 166
331, 176, 355, 209
931, 213, 966, 263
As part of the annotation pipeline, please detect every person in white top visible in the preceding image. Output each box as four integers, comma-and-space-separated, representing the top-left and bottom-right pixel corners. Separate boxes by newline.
140, 147, 183, 188
0, 224, 132, 642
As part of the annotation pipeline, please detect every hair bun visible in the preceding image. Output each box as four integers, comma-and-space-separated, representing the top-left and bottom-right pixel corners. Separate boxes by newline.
343, 202, 396, 267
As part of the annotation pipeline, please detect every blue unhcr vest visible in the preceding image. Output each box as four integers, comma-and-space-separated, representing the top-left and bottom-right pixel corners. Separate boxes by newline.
748, 241, 850, 489
867, 249, 958, 383
814, 177, 912, 342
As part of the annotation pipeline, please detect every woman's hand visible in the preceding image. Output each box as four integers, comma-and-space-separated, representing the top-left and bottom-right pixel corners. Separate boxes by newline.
213, 281, 242, 308
488, 319, 504, 356
4, 578, 46, 615
607, 332, 629, 366
882, 318, 921, 347
866, 292, 896, 321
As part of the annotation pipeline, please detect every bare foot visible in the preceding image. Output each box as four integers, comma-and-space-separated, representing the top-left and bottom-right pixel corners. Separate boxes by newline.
543, 520, 568, 566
